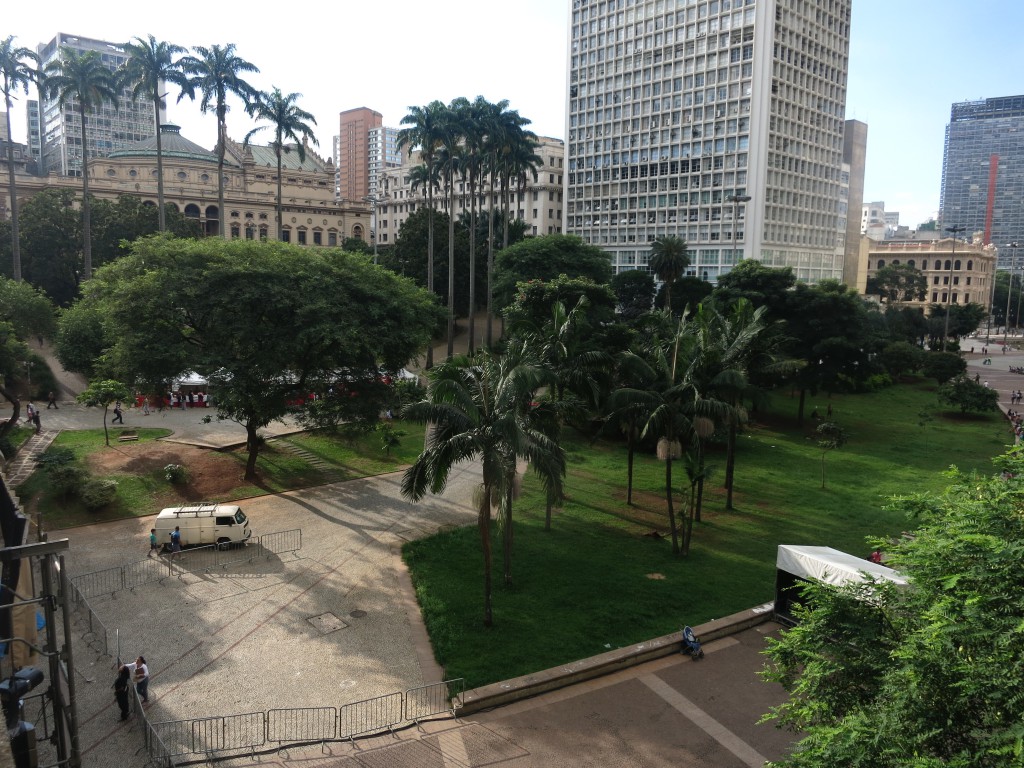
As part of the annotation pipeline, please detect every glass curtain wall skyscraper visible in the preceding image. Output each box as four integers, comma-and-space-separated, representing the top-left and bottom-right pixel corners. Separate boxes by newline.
565, 0, 852, 283
939, 95, 1024, 267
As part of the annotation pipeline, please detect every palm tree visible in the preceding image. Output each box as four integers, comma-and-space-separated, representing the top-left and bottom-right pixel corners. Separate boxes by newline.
649, 236, 691, 311
43, 48, 118, 280
0, 36, 37, 281
438, 100, 468, 359
180, 44, 259, 239
244, 88, 318, 241
119, 35, 193, 232
398, 100, 447, 369
462, 96, 490, 355
401, 341, 565, 627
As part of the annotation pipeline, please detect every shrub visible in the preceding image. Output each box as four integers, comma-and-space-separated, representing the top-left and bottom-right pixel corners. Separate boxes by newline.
79, 478, 118, 510
0, 437, 14, 462
164, 463, 189, 484
48, 465, 87, 500
37, 446, 75, 469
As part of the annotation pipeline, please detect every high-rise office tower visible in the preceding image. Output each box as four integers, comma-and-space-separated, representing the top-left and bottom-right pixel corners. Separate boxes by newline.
566, 0, 852, 283
940, 95, 1024, 266
337, 107, 399, 202
36, 33, 158, 177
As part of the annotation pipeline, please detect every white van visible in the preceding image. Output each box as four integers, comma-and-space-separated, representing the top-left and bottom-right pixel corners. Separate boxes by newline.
154, 503, 252, 550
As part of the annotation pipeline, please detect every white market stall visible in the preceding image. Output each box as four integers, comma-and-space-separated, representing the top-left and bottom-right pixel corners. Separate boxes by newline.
774, 544, 907, 625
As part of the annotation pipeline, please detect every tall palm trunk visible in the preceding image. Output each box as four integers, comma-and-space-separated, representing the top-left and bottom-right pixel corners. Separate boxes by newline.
447, 175, 456, 360
426, 184, 435, 368
468, 170, 477, 355
78, 105, 93, 279
217, 109, 227, 239
154, 97, 166, 231
276, 142, 284, 240
5, 108, 21, 280
486, 173, 496, 347
504, 469, 515, 585
479, 484, 494, 627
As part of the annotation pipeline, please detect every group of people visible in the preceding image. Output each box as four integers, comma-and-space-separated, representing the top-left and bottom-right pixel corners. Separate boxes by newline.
1008, 409, 1024, 442
1010, 390, 1024, 406
23, 402, 41, 434
112, 655, 149, 720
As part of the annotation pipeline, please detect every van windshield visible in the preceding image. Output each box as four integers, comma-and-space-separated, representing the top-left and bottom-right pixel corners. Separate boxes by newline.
235, 510, 247, 525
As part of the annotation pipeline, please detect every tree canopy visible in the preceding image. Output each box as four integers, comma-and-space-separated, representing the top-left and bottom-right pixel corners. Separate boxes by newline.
66, 235, 443, 477
865, 263, 927, 304
763, 446, 1024, 767
492, 235, 614, 310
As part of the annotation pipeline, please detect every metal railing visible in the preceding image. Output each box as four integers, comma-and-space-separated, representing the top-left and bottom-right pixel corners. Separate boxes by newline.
65, 578, 112, 658
146, 679, 463, 761
70, 529, 302, 599
131, 684, 176, 768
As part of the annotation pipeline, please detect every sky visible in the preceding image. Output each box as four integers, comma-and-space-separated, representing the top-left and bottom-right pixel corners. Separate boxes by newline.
6, 0, 1024, 231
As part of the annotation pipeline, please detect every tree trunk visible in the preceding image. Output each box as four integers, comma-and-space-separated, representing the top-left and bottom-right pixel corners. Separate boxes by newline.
504, 475, 514, 585
480, 486, 493, 627
683, 482, 696, 556
665, 446, 679, 556
694, 439, 705, 523
0, 386, 20, 443
426, 186, 435, 369
244, 422, 260, 480
468, 171, 477, 355
218, 112, 228, 239
102, 406, 110, 446
447, 179, 455, 360
725, 420, 737, 510
79, 106, 93, 279
486, 173, 496, 348
626, 427, 635, 506
276, 140, 284, 241
5, 107, 22, 281
154, 96, 166, 231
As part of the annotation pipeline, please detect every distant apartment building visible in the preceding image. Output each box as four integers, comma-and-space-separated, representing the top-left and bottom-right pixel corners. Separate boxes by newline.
565, 0, 853, 283
337, 108, 400, 204
861, 201, 891, 240
36, 33, 157, 177
940, 95, 1024, 266
840, 119, 867, 291
376, 136, 565, 246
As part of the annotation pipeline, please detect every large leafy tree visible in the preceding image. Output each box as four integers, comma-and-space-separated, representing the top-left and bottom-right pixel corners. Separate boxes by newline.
244, 87, 318, 241
398, 100, 447, 368
865, 263, 927, 305
90, 194, 201, 268
42, 47, 118, 280
180, 44, 259, 239
401, 341, 565, 627
69, 236, 442, 479
610, 269, 656, 319
77, 379, 132, 446
1, 36, 37, 282
493, 234, 614, 310
648, 235, 691, 311
15, 189, 81, 306
763, 447, 1024, 766
119, 35, 194, 232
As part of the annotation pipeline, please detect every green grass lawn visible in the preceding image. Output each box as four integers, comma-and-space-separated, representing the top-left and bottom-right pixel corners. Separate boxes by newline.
403, 379, 1012, 689
18, 422, 427, 529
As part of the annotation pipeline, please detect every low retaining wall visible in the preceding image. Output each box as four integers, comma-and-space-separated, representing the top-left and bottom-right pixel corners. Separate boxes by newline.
460, 602, 775, 715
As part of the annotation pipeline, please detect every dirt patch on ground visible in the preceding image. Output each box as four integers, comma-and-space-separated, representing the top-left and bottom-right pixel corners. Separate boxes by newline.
86, 442, 244, 501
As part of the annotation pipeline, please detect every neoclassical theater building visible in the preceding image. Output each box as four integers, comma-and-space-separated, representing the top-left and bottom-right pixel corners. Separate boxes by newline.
1, 124, 372, 245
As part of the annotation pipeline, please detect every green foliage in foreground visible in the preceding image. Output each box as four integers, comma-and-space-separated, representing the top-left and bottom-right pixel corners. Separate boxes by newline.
403, 380, 1010, 688
762, 446, 1024, 767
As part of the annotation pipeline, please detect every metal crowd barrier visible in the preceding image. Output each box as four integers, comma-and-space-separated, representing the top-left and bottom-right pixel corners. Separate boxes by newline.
131, 684, 176, 767
65, 578, 112, 657
148, 679, 463, 760
70, 528, 303, 598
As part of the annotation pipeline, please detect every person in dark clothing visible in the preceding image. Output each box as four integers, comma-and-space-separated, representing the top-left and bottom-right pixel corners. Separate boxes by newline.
113, 666, 131, 720
112, 401, 124, 424
47, 391, 58, 409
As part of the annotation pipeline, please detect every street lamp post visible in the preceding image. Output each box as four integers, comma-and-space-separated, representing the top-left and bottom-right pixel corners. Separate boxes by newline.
1004, 242, 1019, 347
726, 194, 751, 265
362, 194, 385, 264
943, 225, 965, 351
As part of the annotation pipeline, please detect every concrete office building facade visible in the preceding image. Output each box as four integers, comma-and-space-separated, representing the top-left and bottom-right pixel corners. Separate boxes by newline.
565, 0, 852, 283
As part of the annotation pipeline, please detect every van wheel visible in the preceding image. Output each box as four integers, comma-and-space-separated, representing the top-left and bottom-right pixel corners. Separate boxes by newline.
216, 538, 231, 551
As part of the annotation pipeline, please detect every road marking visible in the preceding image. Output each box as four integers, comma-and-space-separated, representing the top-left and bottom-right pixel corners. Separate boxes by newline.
640, 674, 767, 768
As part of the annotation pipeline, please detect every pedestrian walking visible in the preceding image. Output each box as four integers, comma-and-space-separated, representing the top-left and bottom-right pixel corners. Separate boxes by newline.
112, 401, 124, 424
112, 666, 131, 720
32, 409, 40, 434
46, 391, 58, 410
147, 528, 160, 558
142, 397, 150, 416
25, 402, 34, 423
169, 526, 183, 561
123, 656, 150, 704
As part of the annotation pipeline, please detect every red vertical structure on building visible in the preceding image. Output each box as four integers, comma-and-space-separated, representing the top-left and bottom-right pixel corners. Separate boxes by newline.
985, 154, 999, 244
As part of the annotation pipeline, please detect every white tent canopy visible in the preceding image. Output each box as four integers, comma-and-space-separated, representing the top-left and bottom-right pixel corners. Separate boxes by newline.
776, 544, 907, 587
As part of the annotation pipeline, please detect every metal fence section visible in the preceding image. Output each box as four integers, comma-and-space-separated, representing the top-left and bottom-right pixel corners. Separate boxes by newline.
191, 712, 266, 757
339, 692, 404, 740
267, 707, 336, 744
65, 579, 111, 658
132, 685, 177, 767
405, 679, 465, 723
259, 528, 302, 556
70, 528, 303, 595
